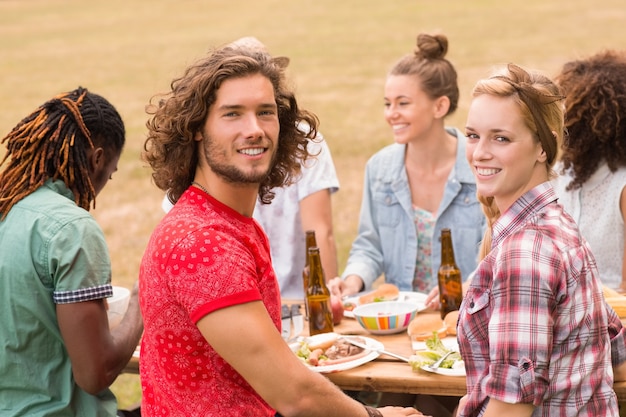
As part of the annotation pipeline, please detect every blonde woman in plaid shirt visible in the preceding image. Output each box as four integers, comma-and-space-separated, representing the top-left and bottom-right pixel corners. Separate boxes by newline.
457, 63, 626, 417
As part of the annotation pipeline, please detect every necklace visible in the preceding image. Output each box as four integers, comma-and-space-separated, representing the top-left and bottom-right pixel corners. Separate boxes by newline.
192, 181, 209, 195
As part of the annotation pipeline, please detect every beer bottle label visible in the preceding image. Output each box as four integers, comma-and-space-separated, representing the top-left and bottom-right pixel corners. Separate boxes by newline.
445, 279, 462, 294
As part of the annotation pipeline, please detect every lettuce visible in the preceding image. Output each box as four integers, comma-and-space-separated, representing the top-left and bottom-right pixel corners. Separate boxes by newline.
408, 333, 462, 371
424, 332, 449, 355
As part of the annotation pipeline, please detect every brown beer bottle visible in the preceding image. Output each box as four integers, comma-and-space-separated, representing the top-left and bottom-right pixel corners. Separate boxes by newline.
302, 230, 318, 320
302, 230, 317, 304
306, 247, 334, 335
437, 228, 463, 320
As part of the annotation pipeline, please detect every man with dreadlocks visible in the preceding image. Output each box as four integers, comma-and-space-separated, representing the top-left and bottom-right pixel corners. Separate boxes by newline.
0, 87, 143, 416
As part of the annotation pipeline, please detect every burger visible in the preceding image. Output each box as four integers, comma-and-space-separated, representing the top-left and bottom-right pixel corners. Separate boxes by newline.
358, 283, 400, 305
408, 314, 447, 341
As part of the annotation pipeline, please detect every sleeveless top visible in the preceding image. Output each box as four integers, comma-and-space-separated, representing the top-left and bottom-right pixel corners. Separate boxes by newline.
553, 163, 626, 290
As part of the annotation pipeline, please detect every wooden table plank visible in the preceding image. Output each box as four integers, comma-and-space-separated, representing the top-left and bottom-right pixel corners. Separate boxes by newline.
326, 361, 468, 396
123, 302, 626, 400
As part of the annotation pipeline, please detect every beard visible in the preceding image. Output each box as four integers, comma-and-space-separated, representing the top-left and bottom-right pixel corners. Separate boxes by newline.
202, 134, 275, 185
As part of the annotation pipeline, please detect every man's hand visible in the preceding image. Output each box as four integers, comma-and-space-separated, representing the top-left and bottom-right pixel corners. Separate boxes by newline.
378, 405, 431, 416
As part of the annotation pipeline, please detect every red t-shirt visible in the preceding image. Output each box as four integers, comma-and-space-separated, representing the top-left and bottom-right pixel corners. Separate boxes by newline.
139, 186, 280, 416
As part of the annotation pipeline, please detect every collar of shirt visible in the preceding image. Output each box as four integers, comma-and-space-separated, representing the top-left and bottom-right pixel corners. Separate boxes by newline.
492, 182, 557, 249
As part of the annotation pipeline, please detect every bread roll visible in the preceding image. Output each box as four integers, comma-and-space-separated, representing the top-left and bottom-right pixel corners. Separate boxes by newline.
443, 310, 459, 336
358, 283, 400, 305
408, 314, 447, 341
307, 333, 339, 351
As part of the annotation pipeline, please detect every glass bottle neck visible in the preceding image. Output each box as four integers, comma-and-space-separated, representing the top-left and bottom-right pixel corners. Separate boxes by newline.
440, 232, 457, 266
305, 231, 317, 267
307, 248, 327, 291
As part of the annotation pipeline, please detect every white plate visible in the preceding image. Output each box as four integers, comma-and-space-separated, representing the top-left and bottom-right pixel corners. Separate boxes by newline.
420, 363, 466, 377
412, 337, 459, 352
413, 338, 465, 377
343, 291, 429, 318
290, 333, 382, 373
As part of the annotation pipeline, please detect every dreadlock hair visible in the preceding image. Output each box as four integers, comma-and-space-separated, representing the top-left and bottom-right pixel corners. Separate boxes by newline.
0, 87, 125, 220
143, 43, 316, 206
555, 49, 626, 191
471, 64, 565, 259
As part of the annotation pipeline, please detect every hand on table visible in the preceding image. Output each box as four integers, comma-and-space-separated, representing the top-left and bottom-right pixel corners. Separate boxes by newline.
378, 406, 432, 416
327, 275, 363, 298
327, 277, 344, 297
424, 287, 441, 311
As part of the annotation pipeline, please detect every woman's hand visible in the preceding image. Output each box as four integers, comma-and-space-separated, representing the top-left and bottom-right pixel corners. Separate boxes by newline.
427, 274, 474, 311
424, 287, 441, 310
327, 277, 347, 297
327, 275, 363, 298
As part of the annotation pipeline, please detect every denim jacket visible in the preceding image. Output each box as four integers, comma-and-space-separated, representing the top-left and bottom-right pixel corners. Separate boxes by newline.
342, 127, 485, 292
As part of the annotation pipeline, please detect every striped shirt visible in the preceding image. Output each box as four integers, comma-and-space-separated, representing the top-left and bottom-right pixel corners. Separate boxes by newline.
457, 182, 620, 417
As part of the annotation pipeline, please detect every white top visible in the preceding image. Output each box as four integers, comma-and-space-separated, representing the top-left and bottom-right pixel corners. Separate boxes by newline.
552, 162, 626, 290
161, 136, 339, 299
253, 136, 339, 298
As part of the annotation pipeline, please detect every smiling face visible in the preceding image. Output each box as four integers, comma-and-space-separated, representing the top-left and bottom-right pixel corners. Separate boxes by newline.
383, 75, 443, 144
197, 73, 279, 185
465, 94, 548, 213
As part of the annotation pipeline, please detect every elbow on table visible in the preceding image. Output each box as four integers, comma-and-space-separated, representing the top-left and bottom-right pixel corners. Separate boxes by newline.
267, 373, 328, 416
272, 393, 322, 417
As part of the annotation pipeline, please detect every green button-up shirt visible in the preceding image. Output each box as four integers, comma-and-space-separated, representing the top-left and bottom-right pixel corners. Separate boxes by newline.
0, 179, 116, 416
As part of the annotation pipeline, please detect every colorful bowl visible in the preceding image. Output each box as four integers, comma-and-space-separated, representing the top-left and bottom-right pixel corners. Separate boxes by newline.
352, 301, 419, 335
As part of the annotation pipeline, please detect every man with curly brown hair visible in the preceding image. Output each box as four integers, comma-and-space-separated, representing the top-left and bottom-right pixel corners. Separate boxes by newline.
138, 41, 424, 417
552, 50, 626, 293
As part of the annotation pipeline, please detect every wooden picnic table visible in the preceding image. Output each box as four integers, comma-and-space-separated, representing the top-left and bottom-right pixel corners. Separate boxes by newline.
123, 302, 626, 400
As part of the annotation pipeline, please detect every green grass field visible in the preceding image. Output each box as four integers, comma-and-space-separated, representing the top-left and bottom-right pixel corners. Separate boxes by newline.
1, 0, 625, 409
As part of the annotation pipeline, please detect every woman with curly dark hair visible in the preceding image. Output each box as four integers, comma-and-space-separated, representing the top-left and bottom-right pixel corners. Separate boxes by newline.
552, 50, 626, 292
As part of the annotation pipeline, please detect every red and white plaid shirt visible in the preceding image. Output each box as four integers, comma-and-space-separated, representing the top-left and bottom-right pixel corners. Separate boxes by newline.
457, 182, 622, 417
